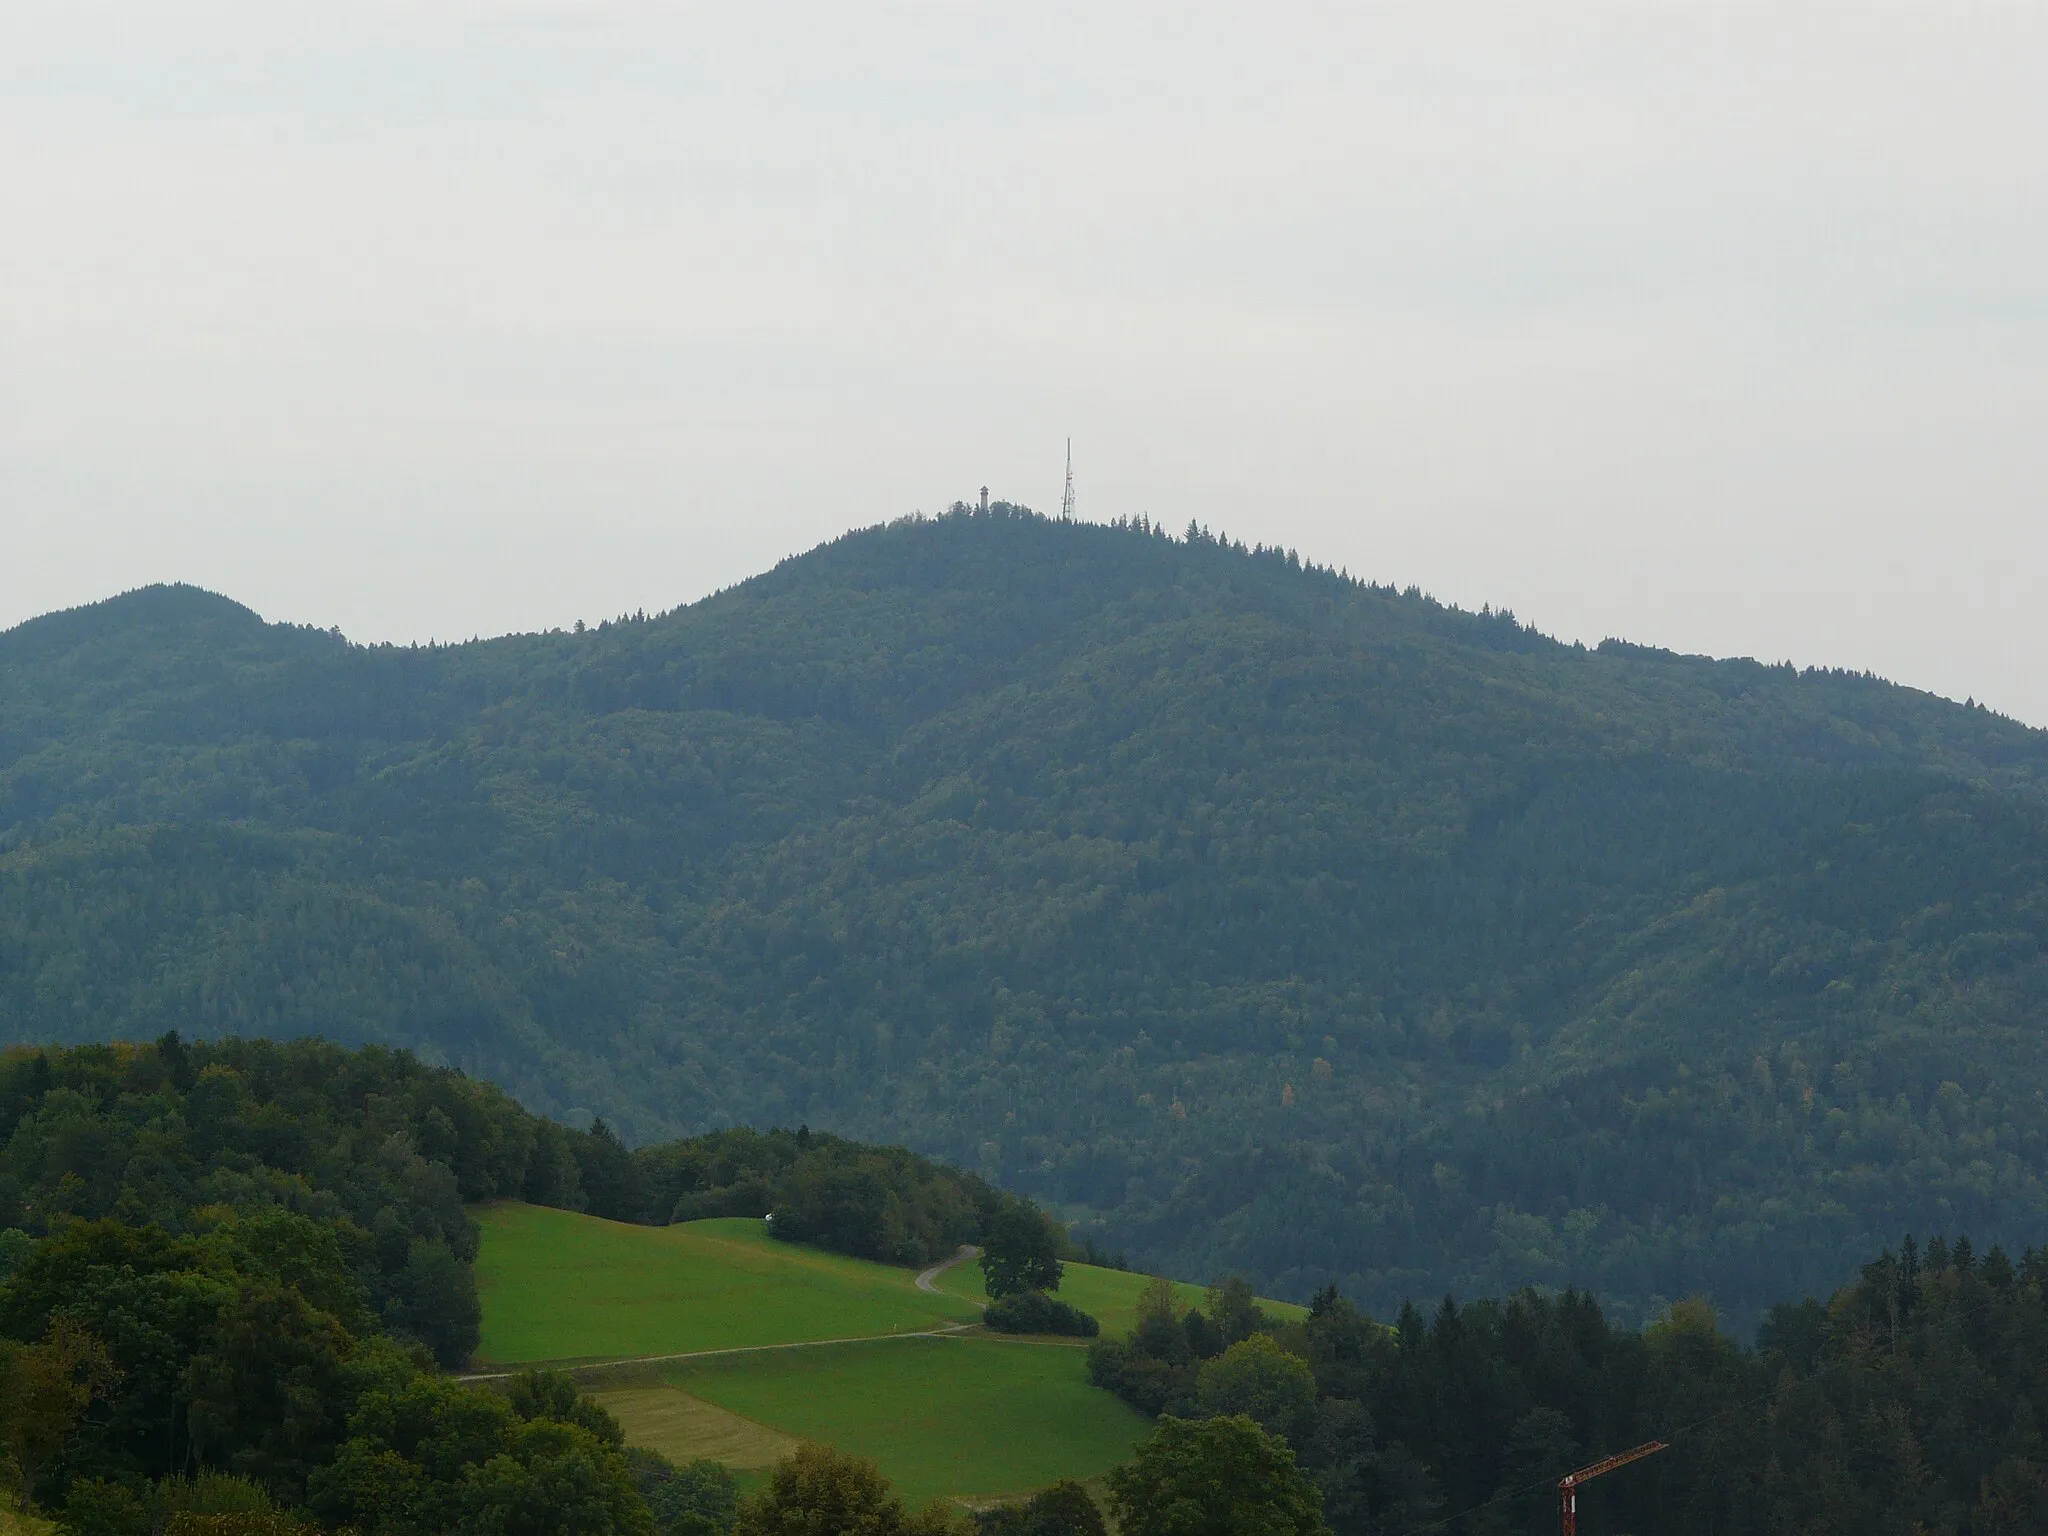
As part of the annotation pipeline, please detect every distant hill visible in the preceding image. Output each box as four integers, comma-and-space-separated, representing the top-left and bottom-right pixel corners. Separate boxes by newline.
6, 505, 2048, 1324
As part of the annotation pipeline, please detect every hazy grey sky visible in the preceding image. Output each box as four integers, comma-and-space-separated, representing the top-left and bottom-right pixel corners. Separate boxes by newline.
5, 4, 2045, 718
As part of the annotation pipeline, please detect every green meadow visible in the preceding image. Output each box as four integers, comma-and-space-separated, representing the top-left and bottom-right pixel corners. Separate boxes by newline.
928, 1253, 1307, 1336
474, 1203, 980, 1364
659, 1336, 1150, 1504
473, 1201, 1289, 1503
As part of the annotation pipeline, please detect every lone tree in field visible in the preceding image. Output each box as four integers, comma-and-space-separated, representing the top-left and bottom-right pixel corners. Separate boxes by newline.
1105, 1416, 1327, 1536
978, 1205, 1063, 1300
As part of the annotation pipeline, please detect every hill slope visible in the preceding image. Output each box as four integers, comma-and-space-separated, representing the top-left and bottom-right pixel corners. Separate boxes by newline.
6, 507, 2048, 1322
469, 1202, 1223, 1503
473, 1208, 982, 1365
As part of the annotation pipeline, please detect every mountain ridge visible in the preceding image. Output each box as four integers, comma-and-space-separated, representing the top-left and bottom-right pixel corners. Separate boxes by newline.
4, 505, 2047, 1325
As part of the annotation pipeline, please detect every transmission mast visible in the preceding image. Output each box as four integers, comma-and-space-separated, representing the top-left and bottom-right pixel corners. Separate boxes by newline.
1060, 438, 1076, 521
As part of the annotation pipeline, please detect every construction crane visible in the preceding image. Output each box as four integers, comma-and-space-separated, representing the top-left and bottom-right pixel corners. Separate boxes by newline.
1558, 1440, 1668, 1536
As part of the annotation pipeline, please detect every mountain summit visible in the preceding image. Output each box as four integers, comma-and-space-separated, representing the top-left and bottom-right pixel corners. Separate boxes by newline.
5, 505, 2046, 1322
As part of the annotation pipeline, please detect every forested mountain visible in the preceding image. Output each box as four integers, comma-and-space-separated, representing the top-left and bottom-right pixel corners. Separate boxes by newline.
5, 504, 2048, 1324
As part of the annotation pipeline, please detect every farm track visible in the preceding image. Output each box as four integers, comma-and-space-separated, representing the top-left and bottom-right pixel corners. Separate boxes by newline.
915, 1244, 981, 1297
461, 1246, 987, 1383
457, 1319, 982, 1383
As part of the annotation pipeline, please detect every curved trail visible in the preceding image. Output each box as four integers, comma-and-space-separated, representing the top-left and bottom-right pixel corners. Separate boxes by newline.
915, 1244, 981, 1298
460, 1244, 988, 1383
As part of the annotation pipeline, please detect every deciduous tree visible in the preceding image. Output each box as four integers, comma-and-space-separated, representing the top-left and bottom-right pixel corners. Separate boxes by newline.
1105, 1416, 1326, 1536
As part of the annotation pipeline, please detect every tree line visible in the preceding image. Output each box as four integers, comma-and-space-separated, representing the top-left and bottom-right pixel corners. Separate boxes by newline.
1088, 1241, 2048, 1534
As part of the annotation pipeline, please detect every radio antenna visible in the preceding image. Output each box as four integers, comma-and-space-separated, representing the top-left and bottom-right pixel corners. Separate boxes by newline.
1060, 439, 1076, 521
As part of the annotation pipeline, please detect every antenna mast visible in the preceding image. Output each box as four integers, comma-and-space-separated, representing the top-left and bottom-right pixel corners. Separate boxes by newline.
1060, 439, 1076, 521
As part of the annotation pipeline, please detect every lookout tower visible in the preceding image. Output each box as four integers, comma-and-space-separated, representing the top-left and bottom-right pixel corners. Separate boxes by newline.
979, 486, 989, 512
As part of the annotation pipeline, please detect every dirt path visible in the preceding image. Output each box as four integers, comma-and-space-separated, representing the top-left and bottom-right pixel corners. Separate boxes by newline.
456, 1319, 981, 1384
915, 1244, 981, 1297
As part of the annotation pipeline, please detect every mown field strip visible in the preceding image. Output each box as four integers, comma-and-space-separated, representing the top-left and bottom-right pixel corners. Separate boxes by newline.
590, 1385, 800, 1469
662, 1335, 1152, 1505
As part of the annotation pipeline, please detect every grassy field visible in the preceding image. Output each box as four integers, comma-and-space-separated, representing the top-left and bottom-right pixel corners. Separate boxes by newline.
929, 1255, 1306, 1336
474, 1203, 980, 1364
662, 1336, 1150, 1505
590, 1384, 800, 1469
473, 1202, 1283, 1503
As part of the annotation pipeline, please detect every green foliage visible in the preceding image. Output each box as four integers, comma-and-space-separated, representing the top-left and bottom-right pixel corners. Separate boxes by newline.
1104, 1416, 1326, 1536
161, 1517, 311, 1536
731, 1443, 957, 1536
1018, 1483, 1102, 1536
1194, 1337, 1316, 1443
0, 1236, 32, 1285
633, 1127, 1014, 1267
0, 1036, 662, 1531
458, 1417, 654, 1536
930, 1258, 1281, 1342
1202, 1280, 1265, 1350
153, 1473, 278, 1519
1087, 1276, 1275, 1417
507, 1370, 628, 1447
765, 1142, 993, 1267
306, 1372, 652, 1536
974, 1481, 1104, 1536
625, 1450, 737, 1536
0, 1320, 120, 1500
983, 1293, 1097, 1338
11, 513, 2048, 1319
978, 1207, 1063, 1301
1087, 1238, 2048, 1536
62, 1471, 299, 1536
0, 1034, 552, 1369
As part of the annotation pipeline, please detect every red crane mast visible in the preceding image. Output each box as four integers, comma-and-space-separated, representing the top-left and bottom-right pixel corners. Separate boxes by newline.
1557, 1439, 1668, 1536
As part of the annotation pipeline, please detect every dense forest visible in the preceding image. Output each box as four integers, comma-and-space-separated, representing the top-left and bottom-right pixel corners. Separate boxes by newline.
6, 505, 2048, 1320
0, 1036, 675, 1532
1089, 1237, 2048, 1535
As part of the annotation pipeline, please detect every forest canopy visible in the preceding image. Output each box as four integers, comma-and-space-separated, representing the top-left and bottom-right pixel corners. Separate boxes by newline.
1089, 1235, 2048, 1535
5, 507, 2048, 1320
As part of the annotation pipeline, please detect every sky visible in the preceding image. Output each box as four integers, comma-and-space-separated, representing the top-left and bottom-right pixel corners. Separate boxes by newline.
4, 3, 2045, 719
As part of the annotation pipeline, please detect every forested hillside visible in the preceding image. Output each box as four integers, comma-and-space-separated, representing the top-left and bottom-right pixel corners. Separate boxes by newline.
0, 1036, 660, 1531
0, 1035, 1058, 1531
6, 505, 2048, 1322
